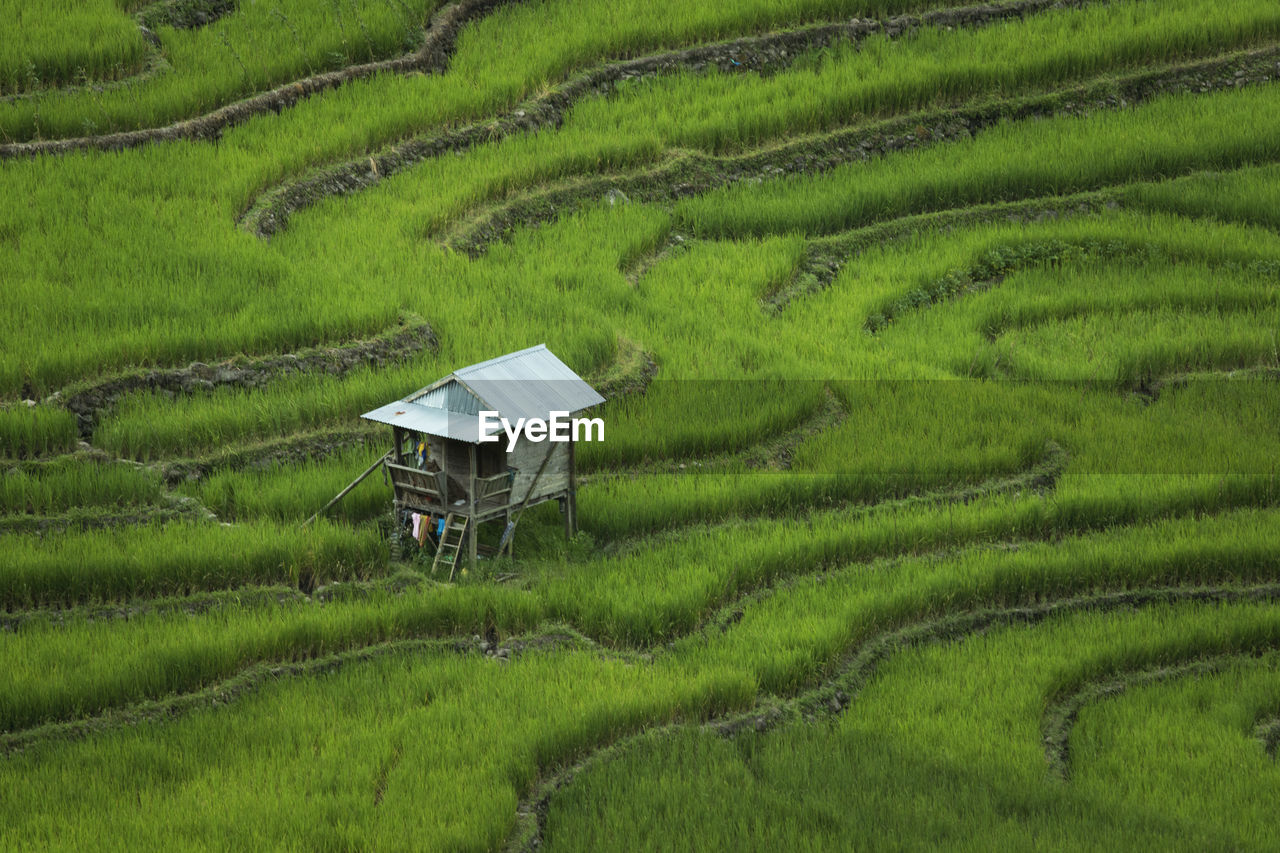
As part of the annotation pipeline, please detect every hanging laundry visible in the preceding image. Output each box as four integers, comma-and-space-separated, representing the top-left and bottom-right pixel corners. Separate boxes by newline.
411, 513, 422, 541
416, 440, 428, 469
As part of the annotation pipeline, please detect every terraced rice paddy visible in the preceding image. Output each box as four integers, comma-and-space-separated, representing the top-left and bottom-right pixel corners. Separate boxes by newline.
2, 0, 1279, 847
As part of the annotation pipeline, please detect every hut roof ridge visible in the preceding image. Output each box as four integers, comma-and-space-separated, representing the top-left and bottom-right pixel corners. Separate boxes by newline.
359, 344, 604, 443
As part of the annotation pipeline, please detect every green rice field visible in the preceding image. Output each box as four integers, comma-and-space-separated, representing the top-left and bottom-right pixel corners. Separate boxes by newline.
2, 0, 1279, 847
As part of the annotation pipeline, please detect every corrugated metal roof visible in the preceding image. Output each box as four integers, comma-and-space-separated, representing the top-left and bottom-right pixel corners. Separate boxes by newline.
407, 379, 483, 416
360, 344, 604, 444
359, 400, 483, 443
456, 344, 606, 421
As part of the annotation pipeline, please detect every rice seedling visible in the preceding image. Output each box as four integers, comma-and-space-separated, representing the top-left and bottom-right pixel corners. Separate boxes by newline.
1071, 657, 1280, 833
2, 479, 1275, 737
675, 85, 1280, 239
94, 364, 424, 461
540, 491, 1280, 646
86, 203, 1280, 482
0, 458, 162, 514
0, 579, 543, 732
0, 643, 754, 850
3, 3, 1278, 396
0, 0, 147, 95
185, 442, 391, 522
361, 0, 1280, 236
543, 602, 1280, 851
0, 0, 444, 141
89, 229, 821, 463
683, 503, 1280, 683
0, 0, 960, 142
4, 541, 1279, 848
1125, 161, 1280, 232
0, 519, 387, 609
0, 405, 78, 459
995, 304, 1279, 384
4, 0, 1280, 843
586, 0, 1280, 153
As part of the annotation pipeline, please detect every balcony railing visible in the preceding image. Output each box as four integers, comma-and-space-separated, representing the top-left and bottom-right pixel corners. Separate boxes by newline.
386, 463, 515, 515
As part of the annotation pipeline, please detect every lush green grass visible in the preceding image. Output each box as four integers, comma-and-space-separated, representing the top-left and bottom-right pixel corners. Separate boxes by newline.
544, 602, 1280, 851
686, 503, 1280, 688
10, 65, 1274, 398
88, 200, 1280, 469
0, 405, 77, 458
0, 520, 387, 608
8, 0, 1279, 394
0, 0, 443, 141
380, 0, 1280, 234
866, 255, 1280, 384
0, 458, 161, 514
995, 304, 1279, 383
95, 365, 421, 461
5, 543, 1280, 848
0, 0, 949, 142
5, 0, 1280, 846
88, 205, 1280, 526
0, 0, 147, 95
0, 643, 753, 850
623, 0, 1280, 151
676, 86, 1280, 239
545, 495, 1280, 646
0, 580, 542, 733
1072, 656, 1280, 834
842, 217, 1280, 337
1126, 161, 1280, 232
5, 500, 1277, 737
183, 442, 391, 522
89, 231, 813, 461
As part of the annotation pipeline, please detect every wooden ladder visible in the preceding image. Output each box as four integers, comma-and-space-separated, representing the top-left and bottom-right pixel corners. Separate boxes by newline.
431, 513, 469, 580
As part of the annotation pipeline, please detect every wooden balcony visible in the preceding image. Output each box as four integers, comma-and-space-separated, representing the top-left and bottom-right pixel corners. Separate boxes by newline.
386, 462, 515, 518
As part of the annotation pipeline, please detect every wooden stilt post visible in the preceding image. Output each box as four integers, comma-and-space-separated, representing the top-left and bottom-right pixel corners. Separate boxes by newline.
467, 444, 478, 571
500, 445, 556, 557
567, 440, 578, 538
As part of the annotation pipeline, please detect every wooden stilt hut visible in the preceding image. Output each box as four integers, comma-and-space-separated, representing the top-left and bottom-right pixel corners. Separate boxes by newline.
360, 345, 604, 576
